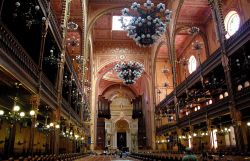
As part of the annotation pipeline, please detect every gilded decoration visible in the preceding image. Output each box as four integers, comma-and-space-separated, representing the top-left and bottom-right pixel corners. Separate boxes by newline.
115, 119, 129, 132
94, 42, 149, 74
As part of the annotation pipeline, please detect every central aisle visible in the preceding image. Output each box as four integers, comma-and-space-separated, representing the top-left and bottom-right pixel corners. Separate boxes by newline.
76, 155, 141, 161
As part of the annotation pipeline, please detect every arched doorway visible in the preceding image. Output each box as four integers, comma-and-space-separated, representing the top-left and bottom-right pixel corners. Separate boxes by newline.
115, 120, 129, 151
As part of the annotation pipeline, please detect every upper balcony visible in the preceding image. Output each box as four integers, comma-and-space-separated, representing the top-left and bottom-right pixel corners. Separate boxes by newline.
156, 19, 250, 133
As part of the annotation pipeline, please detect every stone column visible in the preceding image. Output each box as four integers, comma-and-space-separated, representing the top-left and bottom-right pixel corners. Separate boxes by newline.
28, 94, 40, 155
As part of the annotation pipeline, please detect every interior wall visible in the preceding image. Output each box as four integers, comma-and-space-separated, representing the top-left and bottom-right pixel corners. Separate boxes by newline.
177, 35, 207, 83
155, 59, 173, 104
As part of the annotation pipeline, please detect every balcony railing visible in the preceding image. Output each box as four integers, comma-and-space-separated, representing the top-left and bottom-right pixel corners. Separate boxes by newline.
62, 98, 81, 123
39, 0, 62, 50
156, 19, 250, 110
65, 53, 83, 92
0, 23, 39, 81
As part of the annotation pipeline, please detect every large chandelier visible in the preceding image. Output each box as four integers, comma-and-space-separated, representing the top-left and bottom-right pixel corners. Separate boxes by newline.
120, 0, 172, 47
114, 61, 144, 84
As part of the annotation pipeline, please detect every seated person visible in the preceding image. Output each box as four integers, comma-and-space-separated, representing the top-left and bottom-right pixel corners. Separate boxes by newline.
182, 148, 198, 161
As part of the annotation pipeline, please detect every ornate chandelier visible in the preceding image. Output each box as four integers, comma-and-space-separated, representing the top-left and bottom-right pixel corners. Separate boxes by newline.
120, 0, 172, 47
114, 61, 144, 84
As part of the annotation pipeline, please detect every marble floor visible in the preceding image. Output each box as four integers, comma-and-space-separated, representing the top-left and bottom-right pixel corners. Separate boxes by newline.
75, 155, 141, 161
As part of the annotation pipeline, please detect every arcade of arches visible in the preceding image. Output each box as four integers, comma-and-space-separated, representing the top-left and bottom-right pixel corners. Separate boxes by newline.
0, 0, 250, 160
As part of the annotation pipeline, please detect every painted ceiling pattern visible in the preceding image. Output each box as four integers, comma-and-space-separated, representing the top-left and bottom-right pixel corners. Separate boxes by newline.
50, 0, 213, 110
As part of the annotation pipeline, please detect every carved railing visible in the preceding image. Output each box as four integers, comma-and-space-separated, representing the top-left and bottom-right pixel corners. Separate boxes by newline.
0, 23, 39, 81
157, 50, 221, 110
39, 0, 62, 50
157, 98, 230, 133
156, 124, 176, 135
65, 53, 83, 92
41, 73, 57, 101
156, 91, 174, 109
156, 19, 250, 113
176, 49, 221, 96
235, 87, 250, 110
62, 98, 81, 123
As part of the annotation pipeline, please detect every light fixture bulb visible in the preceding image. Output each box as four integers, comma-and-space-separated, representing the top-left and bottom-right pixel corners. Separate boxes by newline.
29, 110, 35, 116
55, 124, 60, 129
49, 122, 54, 127
13, 105, 20, 112
20, 112, 25, 117
0, 110, 4, 115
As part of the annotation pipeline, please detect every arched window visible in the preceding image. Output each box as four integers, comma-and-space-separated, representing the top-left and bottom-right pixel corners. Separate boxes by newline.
188, 55, 197, 74
224, 11, 240, 39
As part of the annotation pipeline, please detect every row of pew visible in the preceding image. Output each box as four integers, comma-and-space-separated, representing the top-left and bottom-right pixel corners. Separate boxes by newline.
6, 153, 88, 161
130, 153, 183, 161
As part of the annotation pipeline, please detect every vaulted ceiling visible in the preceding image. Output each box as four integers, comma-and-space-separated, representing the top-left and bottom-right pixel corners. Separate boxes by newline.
50, 0, 212, 100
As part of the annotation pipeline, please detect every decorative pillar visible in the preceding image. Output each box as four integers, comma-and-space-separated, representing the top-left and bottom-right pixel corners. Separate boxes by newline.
241, 122, 249, 151
53, 109, 61, 154
208, 0, 245, 151
54, 0, 71, 154
68, 75, 73, 105
5, 123, 17, 158
230, 108, 244, 150
206, 118, 212, 150
176, 128, 183, 152
189, 125, 194, 149
28, 94, 40, 155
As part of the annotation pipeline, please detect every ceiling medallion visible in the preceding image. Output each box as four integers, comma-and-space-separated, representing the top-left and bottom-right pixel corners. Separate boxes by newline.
67, 21, 78, 30
120, 0, 172, 47
114, 61, 144, 85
